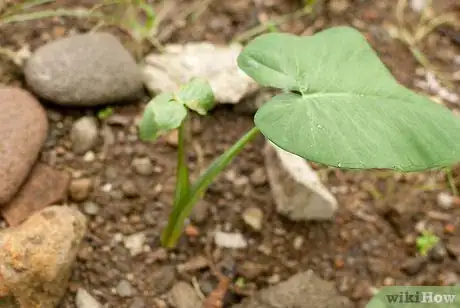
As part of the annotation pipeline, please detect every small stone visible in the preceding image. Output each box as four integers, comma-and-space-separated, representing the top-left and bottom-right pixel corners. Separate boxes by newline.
69, 178, 92, 201
214, 231, 247, 249
124, 232, 146, 256
437, 192, 454, 209
71, 117, 99, 154
328, 0, 349, 14
264, 142, 338, 221
0, 206, 87, 307
446, 238, 460, 259
190, 200, 210, 224
76, 288, 102, 308
293, 236, 304, 250
121, 180, 139, 198
0, 87, 48, 204
242, 207, 263, 231
165, 129, 178, 147
177, 256, 209, 273
151, 266, 176, 295
440, 271, 460, 286
428, 243, 447, 262
130, 298, 145, 308
267, 274, 281, 284
168, 282, 202, 308
233, 270, 352, 308
131, 157, 154, 176
116, 280, 135, 297
25, 32, 143, 106
82, 201, 100, 216
83, 151, 96, 162
401, 257, 426, 276
249, 168, 267, 186
238, 261, 267, 279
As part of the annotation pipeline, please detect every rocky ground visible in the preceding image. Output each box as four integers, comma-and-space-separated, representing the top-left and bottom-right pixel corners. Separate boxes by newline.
0, 0, 460, 308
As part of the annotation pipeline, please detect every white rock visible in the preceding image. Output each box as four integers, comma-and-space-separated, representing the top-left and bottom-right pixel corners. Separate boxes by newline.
76, 288, 102, 308
142, 43, 259, 104
410, 0, 427, 12
124, 232, 146, 256
116, 280, 134, 297
242, 207, 263, 231
264, 142, 338, 221
214, 231, 248, 249
437, 192, 454, 209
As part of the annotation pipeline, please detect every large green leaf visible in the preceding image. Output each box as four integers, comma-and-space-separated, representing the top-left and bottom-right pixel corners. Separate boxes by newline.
139, 93, 187, 142
238, 26, 460, 171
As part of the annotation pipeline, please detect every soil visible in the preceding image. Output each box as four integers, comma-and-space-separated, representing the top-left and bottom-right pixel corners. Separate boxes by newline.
1, 0, 460, 308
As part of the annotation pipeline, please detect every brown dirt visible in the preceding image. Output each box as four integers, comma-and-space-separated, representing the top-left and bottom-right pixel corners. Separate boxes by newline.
1, 0, 460, 308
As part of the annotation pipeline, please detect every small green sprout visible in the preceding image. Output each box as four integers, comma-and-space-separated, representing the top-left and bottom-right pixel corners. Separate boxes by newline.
97, 107, 114, 120
416, 230, 440, 256
140, 26, 460, 249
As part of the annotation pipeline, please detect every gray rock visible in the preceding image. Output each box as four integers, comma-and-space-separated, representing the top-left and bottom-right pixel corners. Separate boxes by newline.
0, 87, 48, 205
76, 288, 102, 308
264, 142, 338, 221
168, 282, 202, 308
0, 206, 87, 307
231, 270, 352, 308
71, 116, 99, 154
131, 157, 154, 176
25, 32, 143, 106
116, 280, 135, 297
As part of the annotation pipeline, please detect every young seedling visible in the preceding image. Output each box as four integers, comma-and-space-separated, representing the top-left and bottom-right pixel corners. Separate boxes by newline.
140, 26, 460, 249
416, 230, 440, 256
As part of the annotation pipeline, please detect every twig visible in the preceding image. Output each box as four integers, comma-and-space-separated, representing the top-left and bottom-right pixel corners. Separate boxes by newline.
446, 168, 458, 196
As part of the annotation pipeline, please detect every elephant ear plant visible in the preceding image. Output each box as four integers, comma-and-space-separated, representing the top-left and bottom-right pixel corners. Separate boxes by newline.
140, 26, 460, 248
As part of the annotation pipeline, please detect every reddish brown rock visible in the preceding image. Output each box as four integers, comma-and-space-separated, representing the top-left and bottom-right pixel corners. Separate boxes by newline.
1, 163, 71, 226
0, 87, 48, 205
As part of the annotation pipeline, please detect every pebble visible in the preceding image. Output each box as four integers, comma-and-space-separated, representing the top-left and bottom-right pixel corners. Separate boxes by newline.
116, 280, 135, 297
401, 257, 427, 276
168, 282, 202, 308
131, 157, 154, 176
249, 168, 267, 186
25, 32, 144, 106
151, 266, 176, 295
121, 180, 140, 198
129, 297, 146, 308
82, 201, 100, 216
428, 243, 447, 262
238, 261, 267, 279
190, 200, 210, 224
214, 231, 248, 249
437, 192, 454, 209
177, 256, 209, 273
0, 87, 48, 204
328, 0, 350, 14
69, 178, 93, 201
242, 207, 263, 231
293, 236, 304, 250
124, 232, 146, 256
267, 274, 281, 284
76, 288, 102, 308
71, 116, 99, 154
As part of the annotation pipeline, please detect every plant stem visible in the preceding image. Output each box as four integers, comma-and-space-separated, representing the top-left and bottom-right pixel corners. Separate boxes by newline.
446, 168, 458, 196
161, 122, 190, 247
161, 126, 261, 248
